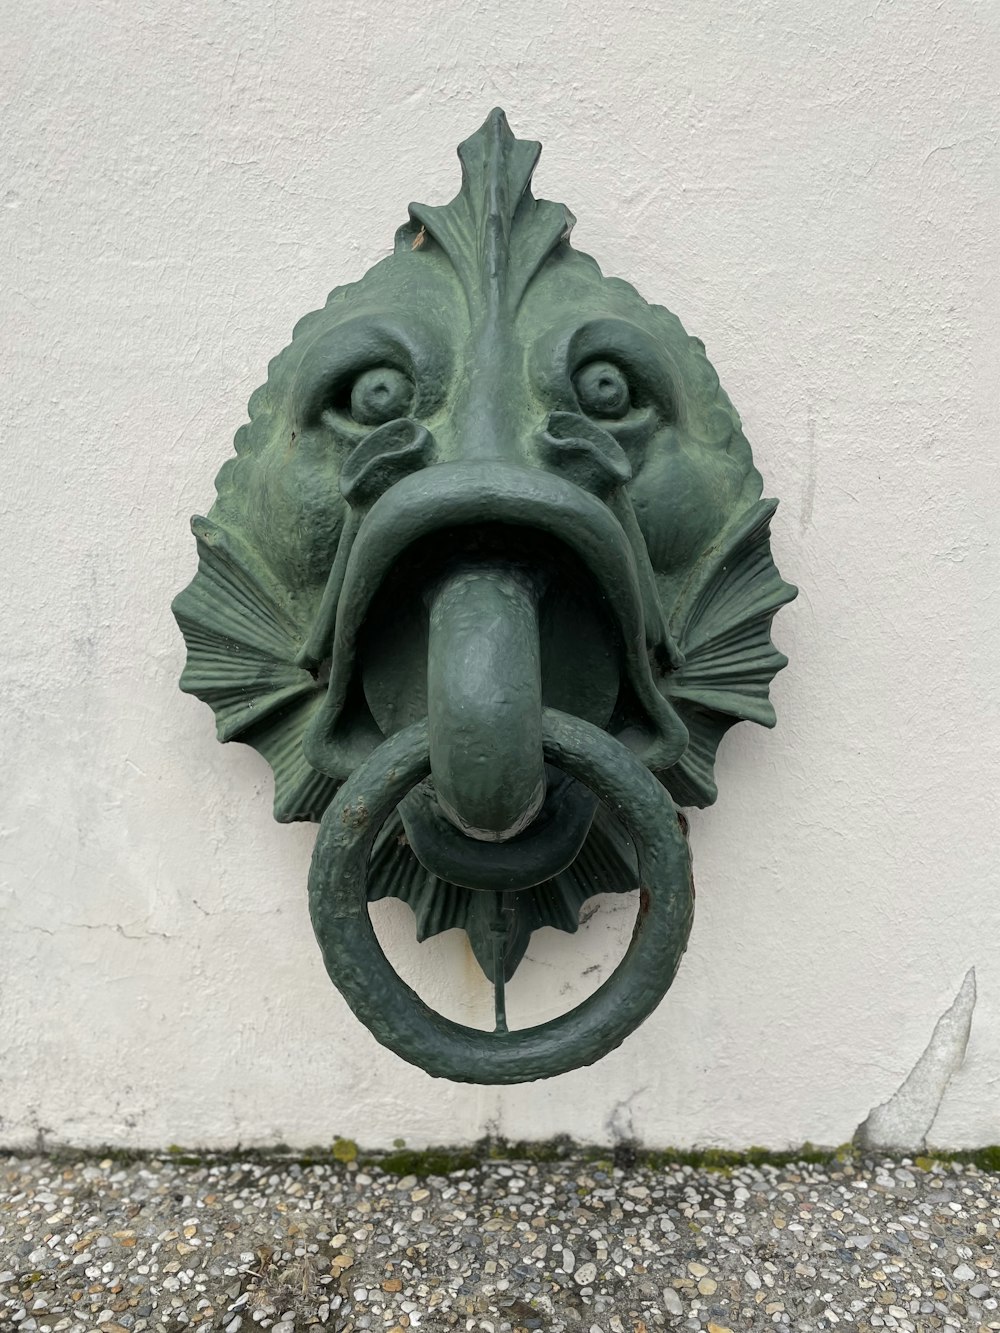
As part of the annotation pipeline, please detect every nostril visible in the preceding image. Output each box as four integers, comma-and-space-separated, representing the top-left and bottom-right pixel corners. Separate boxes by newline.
540, 411, 632, 498
340, 419, 434, 509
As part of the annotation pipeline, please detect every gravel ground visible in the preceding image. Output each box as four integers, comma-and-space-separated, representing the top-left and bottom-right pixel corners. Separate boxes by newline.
1, 1151, 998, 1332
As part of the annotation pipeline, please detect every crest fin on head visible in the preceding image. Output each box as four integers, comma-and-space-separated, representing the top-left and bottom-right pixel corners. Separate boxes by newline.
407, 108, 575, 315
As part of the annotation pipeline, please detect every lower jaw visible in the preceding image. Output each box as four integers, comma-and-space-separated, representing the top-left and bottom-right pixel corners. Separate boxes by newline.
399, 766, 598, 892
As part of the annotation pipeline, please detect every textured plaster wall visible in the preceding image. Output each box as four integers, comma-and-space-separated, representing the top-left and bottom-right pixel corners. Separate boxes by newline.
2, 0, 998, 1152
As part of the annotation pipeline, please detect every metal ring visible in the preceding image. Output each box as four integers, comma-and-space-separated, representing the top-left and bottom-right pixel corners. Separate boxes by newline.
308, 709, 694, 1083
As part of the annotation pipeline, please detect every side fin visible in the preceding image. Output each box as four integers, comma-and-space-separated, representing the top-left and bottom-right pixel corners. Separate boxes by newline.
172, 517, 338, 822
661, 499, 797, 807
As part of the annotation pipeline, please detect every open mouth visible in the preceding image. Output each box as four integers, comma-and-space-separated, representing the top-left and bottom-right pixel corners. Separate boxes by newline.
301, 461, 688, 890
359, 522, 617, 890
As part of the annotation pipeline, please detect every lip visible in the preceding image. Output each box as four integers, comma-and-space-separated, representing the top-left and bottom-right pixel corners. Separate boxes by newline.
302, 460, 689, 784
399, 764, 598, 892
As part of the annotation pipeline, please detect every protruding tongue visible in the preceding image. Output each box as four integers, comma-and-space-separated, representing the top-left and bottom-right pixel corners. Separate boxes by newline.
427, 564, 545, 842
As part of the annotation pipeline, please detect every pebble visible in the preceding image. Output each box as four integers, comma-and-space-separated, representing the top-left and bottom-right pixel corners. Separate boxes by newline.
662, 1287, 683, 1315
0, 1151, 997, 1329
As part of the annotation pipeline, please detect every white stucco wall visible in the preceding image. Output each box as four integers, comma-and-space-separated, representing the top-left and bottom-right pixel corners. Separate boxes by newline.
2, 0, 998, 1153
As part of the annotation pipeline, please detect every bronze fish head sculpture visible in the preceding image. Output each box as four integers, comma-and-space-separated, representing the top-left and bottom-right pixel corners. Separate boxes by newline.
174, 110, 795, 1081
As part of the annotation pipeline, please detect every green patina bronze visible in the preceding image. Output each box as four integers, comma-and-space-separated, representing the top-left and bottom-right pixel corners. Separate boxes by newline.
173, 109, 796, 1083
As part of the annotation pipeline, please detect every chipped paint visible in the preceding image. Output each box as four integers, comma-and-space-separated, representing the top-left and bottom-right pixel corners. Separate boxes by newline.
855, 970, 977, 1153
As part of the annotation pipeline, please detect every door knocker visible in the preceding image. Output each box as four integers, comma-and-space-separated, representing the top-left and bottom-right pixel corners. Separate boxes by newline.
173, 110, 796, 1083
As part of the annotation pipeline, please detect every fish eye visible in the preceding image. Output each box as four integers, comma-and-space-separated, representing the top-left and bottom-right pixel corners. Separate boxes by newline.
573, 360, 631, 420
350, 366, 414, 426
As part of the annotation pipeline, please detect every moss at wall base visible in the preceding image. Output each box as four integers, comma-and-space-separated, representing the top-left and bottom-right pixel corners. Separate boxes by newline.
4, 1136, 1000, 1176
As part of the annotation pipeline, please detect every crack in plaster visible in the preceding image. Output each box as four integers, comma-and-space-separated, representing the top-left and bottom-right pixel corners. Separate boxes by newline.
10, 923, 173, 941
191, 898, 283, 919
855, 967, 976, 1153
606, 1086, 648, 1144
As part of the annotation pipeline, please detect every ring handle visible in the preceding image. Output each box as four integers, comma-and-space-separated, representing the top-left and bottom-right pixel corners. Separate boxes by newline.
308, 709, 694, 1083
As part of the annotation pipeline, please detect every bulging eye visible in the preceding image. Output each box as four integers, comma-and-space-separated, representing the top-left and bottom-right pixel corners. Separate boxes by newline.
350, 366, 414, 426
573, 360, 631, 420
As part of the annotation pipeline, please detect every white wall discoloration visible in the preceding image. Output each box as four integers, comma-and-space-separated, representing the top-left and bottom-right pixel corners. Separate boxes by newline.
2, 0, 999, 1150
856, 969, 977, 1153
